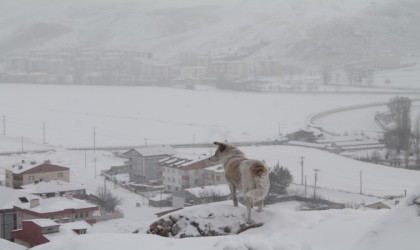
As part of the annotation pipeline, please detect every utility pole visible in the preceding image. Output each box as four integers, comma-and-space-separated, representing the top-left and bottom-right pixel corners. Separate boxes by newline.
304, 175, 307, 198
43, 122, 46, 144
313, 169, 320, 199
144, 138, 148, 146
93, 127, 96, 152
2, 116, 5, 136
94, 157, 97, 179
359, 170, 363, 195
299, 156, 305, 185
21, 136, 24, 153
84, 150, 87, 168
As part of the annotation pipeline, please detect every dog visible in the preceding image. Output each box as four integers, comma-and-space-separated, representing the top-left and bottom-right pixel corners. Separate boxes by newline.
209, 141, 270, 224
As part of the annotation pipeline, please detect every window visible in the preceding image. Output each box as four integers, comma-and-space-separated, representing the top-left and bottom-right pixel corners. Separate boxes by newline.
58, 173, 64, 178
18, 197, 28, 203
85, 212, 88, 218
29, 176, 34, 181
216, 176, 220, 181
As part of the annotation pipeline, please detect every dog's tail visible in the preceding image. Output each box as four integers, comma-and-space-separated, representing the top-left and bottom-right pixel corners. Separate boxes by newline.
244, 162, 270, 203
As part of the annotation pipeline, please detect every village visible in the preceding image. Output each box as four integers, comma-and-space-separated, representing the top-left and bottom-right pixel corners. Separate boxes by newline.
0, 125, 398, 248
0, 48, 393, 91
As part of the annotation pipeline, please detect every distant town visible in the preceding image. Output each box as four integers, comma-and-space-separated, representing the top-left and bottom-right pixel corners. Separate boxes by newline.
0, 48, 405, 91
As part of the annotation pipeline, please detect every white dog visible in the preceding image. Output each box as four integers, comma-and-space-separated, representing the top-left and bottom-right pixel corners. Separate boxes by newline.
209, 142, 270, 224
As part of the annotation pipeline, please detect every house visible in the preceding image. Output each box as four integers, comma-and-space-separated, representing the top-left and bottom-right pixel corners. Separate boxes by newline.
0, 185, 39, 241
203, 164, 226, 186
13, 196, 98, 228
12, 219, 93, 248
172, 184, 230, 208
148, 193, 173, 208
20, 180, 86, 198
364, 202, 390, 210
286, 130, 318, 142
123, 146, 176, 184
160, 153, 217, 192
328, 139, 385, 153
4, 160, 70, 189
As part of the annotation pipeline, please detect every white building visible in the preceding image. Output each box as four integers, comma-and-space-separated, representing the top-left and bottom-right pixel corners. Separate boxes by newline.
160, 153, 217, 192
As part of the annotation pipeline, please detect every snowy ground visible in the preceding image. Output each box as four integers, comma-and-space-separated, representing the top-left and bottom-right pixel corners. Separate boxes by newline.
31, 195, 420, 250
0, 84, 417, 151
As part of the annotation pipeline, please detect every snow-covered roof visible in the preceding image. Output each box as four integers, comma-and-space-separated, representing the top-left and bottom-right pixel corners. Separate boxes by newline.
160, 153, 211, 169
44, 221, 94, 242
3, 161, 68, 175
14, 196, 97, 213
204, 164, 224, 173
27, 218, 59, 228
149, 193, 172, 202
20, 180, 85, 194
0, 185, 40, 210
130, 146, 176, 157
0, 238, 26, 250
317, 135, 366, 144
288, 140, 327, 149
332, 139, 382, 147
185, 184, 230, 198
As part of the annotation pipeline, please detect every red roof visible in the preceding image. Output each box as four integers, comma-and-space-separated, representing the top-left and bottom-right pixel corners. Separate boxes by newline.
21, 163, 69, 175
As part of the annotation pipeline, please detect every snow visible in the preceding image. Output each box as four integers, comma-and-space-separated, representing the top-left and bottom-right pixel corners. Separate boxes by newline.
32, 195, 420, 250
0, 239, 26, 250
128, 146, 176, 157
44, 221, 94, 242
0, 185, 39, 210
30, 219, 59, 228
0, 84, 416, 149
185, 184, 230, 198
20, 180, 84, 194
14, 196, 97, 213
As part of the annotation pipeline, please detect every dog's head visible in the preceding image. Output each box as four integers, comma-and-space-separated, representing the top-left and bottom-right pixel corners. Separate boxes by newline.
209, 141, 230, 162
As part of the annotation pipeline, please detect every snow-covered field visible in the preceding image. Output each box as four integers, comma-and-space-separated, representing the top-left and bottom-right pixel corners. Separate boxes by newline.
1, 84, 416, 151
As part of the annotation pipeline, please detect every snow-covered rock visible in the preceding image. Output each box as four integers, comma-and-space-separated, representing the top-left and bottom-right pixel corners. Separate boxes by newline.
146, 201, 264, 237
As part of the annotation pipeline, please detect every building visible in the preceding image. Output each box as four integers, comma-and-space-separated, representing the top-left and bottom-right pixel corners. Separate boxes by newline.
20, 180, 86, 198
172, 184, 230, 208
286, 130, 318, 142
0, 185, 39, 241
12, 219, 93, 248
160, 153, 217, 192
364, 202, 391, 210
4, 161, 70, 189
203, 164, 226, 186
123, 146, 176, 184
13, 196, 98, 228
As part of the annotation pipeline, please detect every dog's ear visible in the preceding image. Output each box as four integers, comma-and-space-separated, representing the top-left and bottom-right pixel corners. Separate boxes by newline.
213, 141, 227, 152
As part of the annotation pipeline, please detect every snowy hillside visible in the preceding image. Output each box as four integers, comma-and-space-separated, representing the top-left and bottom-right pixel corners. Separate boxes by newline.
31, 187, 420, 250
1, 0, 419, 66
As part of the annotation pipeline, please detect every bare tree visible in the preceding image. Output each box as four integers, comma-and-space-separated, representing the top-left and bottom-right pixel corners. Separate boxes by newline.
92, 187, 123, 215
386, 96, 411, 154
413, 113, 420, 167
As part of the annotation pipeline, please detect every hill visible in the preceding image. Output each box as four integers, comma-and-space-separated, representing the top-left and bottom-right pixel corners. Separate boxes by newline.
31, 191, 420, 250
1, 0, 420, 67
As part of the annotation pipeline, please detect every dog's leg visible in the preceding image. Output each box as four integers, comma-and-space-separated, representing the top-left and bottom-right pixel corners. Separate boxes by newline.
257, 200, 264, 212
245, 196, 253, 224
229, 183, 238, 207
